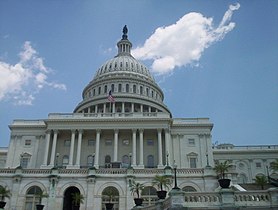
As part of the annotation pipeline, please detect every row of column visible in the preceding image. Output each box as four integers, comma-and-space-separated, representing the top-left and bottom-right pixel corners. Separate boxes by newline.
85, 102, 157, 114
42, 128, 171, 169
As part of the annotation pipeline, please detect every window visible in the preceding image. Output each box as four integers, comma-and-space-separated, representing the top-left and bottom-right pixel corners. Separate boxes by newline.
147, 139, 154, 146
142, 186, 157, 206
62, 155, 69, 166
25, 139, 31, 146
182, 186, 197, 192
188, 139, 195, 146
256, 162, 262, 168
104, 85, 107, 94
118, 84, 122, 92
111, 84, 114, 92
140, 86, 143, 94
146, 88, 149, 96
105, 155, 111, 168
105, 140, 112, 146
98, 86, 101, 95
21, 157, 29, 168
25, 186, 42, 210
133, 85, 136, 93
190, 158, 197, 168
88, 139, 95, 146
64, 140, 70, 147
93, 89, 95, 96
147, 155, 154, 168
87, 155, 94, 167
126, 84, 129, 93
122, 155, 129, 168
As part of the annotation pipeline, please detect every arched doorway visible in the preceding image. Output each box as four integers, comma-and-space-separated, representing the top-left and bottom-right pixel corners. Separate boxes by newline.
63, 186, 80, 210
101, 186, 119, 210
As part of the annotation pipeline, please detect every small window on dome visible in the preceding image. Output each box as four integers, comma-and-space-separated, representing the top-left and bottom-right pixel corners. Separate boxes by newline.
93, 89, 95, 96
115, 63, 117, 68
126, 62, 128, 68
120, 62, 123, 67
104, 85, 107, 94
118, 84, 122, 92
146, 88, 149, 96
140, 86, 143, 95
131, 63, 133, 68
133, 85, 136, 93
98, 87, 101, 95
126, 84, 129, 93
151, 90, 154, 98
111, 84, 114, 92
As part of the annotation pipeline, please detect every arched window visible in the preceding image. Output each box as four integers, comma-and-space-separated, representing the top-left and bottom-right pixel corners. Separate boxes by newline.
142, 186, 157, 206
146, 88, 149, 96
98, 86, 101, 95
25, 186, 43, 210
133, 85, 136, 93
62, 155, 69, 167
104, 85, 107, 94
118, 84, 122, 92
111, 84, 114, 92
87, 155, 94, 167
140, 86, 143, 95
102, 186, 119, 210
182, 186, 197, 192
122, 155, 129, 168
126, 84, 129, 93
105, 155, 111, 168
147, 155, 154, 168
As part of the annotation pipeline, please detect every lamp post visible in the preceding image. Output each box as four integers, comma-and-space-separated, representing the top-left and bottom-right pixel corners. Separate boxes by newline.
173, 161, 180, 190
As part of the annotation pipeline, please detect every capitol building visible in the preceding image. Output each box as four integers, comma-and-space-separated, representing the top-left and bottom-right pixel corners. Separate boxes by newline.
0, 27, 277, 210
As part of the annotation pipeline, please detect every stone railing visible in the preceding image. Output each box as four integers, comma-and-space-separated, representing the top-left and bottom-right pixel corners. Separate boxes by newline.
135, 188, 278, 210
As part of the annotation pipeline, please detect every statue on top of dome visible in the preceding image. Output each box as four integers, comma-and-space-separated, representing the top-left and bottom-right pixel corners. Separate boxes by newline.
122, 25, 128, 40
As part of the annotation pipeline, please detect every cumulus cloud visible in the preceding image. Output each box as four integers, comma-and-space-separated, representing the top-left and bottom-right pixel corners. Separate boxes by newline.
132, 3, 240, 74
0, 41, 66, 105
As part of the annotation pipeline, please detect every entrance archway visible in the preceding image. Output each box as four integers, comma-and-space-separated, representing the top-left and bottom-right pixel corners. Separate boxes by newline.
63, 186, 80, 210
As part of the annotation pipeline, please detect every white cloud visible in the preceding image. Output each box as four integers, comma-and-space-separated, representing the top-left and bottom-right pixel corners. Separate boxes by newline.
132, 3, 240, 75
0, 41, 66, 105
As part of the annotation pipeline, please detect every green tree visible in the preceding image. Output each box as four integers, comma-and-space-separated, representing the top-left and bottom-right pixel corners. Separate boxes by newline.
213, 161, 231, 179
0, 186, 11, 201
71, 192, 84, 206
129, 180, 144, 198
253, 175, 268, 190
152, 175, 172, 191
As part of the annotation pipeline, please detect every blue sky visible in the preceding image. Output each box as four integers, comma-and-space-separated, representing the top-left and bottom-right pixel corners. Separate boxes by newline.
0, 0, 277, 147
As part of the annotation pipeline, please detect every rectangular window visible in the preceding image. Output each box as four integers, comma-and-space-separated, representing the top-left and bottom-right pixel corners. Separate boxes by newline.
105, 140, 112, 146
64, 140, 70, 147
188, 139, 195, 146
147, 139, 154, 146
25, 139, 31, 146
256, 162, 262, 168
98, 86, 101, 95
21, 157, 29, 168
88, 139, 95, 146
189, 158, 197, 168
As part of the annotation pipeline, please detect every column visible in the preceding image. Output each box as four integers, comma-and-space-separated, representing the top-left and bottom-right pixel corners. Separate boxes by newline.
88, 107, 91, 113
157, 129, 163, 167
43, 130, 51, 166
103, 103, 106, 113
112, 103, 115, 113
50, 130, 58, 166
131, 103, 134, 113
75, 129, 83, 167
140, 104, 143, 113
94, 130, 101, 168
69, 130, 76, 166
139, 129, 144, 167
148, 106, 151, 113
132, 129, 137, 166
95, 105, 98, 113
165, 129, 172, 167
122, 102, 125, 113
113, 129, 119, 162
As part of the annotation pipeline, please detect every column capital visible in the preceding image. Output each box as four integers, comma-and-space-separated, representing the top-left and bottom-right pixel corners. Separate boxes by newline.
71, 129, 76, 133
114, 129, 119, 134
53, 129, 59, 134
157, 128, 162, 133
78, 129, 83, 134
132, 129, 137, 133
96, 129, 101, 134
45, 130, 51, 134
139, 128, 144, 133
